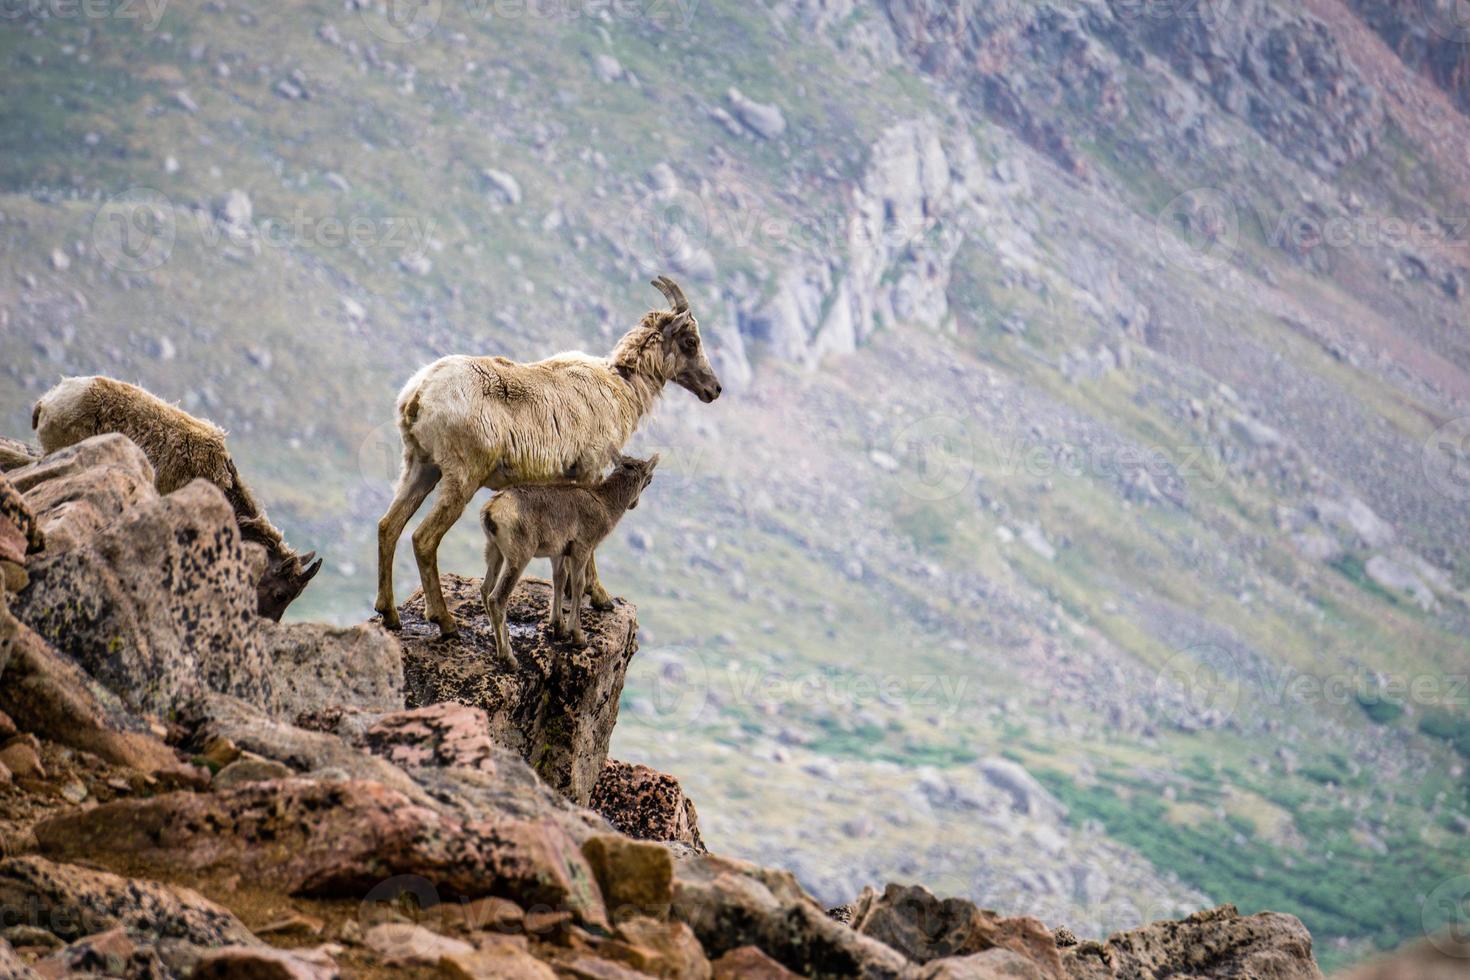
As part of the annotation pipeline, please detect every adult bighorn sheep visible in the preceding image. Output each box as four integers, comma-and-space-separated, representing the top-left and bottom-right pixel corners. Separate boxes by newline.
32, 376, 322, 620
376, 276, 721, 637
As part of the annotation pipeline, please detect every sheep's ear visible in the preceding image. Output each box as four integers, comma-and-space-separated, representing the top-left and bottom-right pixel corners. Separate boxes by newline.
646, 453, 661, 470
661, 311, 691, 337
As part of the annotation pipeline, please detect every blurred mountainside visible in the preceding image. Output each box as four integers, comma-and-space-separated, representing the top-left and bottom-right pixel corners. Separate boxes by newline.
3, 0, 1470, 969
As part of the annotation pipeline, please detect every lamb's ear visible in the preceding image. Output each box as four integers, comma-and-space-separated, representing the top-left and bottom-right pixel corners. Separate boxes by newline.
646, 453, 661, 470
660, 311, 691, 337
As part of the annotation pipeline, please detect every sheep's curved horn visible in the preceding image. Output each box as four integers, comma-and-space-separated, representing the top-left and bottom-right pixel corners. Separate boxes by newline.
651, 276, 689, 313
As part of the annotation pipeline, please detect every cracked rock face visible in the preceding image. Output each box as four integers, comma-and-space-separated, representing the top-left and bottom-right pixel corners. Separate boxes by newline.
395, 573, 638, 805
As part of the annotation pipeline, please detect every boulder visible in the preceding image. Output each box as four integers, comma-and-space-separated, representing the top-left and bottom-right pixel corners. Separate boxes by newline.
193, 945, 339, 979
1066, 904, 1323, 980
7, 435, 155, 556
441, 940, 558, 979
0, 436, 41, 472
918, 949, 1047, 979
213, 752, 294, 788
590, 759, 705, 850
610, 916, 711, 979
0, 613, 177, 772
180, 694, 431, 802
711, 945, 802, 979
726, 87, 787, 139
582, 834, 675, 922
261, 621, 404, 718
0, 471, 40, 569
848, 884, 1061, 975
672, 853, 911, 979
396, 574, 637, 805
13, 478, 275, 717
363, 702, 498, 772
34, 779, 608, 927
0, 856, 256, 947
1332, 933, 1470, 979
32, 927, 171, 979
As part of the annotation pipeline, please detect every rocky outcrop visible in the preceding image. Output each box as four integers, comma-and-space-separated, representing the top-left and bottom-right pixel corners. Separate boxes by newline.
849, 883, 1062, 973
1060, 904, 1323, 980
0, 856, 256, 949
35, 779, 610, 926
10, 437, 274, 717
591, 759, 706, 851
0, 435, 1334, 979
261, 621, 404, 718
395, 573, 637, 805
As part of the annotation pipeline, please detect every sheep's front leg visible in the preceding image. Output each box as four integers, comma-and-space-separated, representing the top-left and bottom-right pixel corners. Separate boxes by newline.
411, 477, 476, 637
583, 552, 614, 611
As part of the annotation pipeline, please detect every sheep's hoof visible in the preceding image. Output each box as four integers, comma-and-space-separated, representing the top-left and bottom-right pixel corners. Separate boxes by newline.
570, 629, 589, 648
377, 606, 401, 630
587, 589, 614, 612
431, 614, 459, 638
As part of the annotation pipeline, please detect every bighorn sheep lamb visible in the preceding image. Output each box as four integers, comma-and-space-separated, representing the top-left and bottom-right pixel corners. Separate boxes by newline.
32, 376, 322, 620
376, 276, 721, 637
480, 452, 659, 665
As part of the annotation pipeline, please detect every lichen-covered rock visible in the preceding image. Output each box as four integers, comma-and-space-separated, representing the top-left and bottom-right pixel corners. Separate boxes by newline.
262, 621, 404, 718
0, 613, 177, 772
849, 883, 1061, 974
1065, 904, 1323, 980
32, 927, 172, 980
364, 702, 497, 772
591, 759, 705, 851
34, 779, 608, 927
0, 856, 256, 948
395, 574, 637, 805
13, 478, 275, 717
0, 436, 41, 472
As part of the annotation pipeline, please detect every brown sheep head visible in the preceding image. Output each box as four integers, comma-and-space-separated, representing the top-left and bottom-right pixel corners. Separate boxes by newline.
612, 452, 660, 510
258, 548, 322, 621
651, 276, 722, 403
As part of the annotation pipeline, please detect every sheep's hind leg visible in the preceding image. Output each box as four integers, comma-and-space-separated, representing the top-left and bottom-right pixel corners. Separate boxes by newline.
549, 555, 568, 639
583, 552, 615, 611
489, 554, 530, 668
376, 453, 440, 629
481, 540, 504, 622
411, 476, 476, 637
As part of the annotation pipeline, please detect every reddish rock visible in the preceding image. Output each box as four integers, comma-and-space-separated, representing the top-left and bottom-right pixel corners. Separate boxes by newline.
34, 779, 608, 927
711, 946, 801, 979
0, 612, 177, 772
849, 883, 1062, 975
590, 759, 705, 851
441, 940, 558, 979
0, 737, 45, 779
0, 856, 255, 947
396, 573, 637, 804
193, 945, 339, 979
364, 702, 498, 772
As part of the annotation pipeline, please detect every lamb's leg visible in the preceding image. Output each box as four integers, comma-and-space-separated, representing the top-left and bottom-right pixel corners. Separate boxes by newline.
549, 555, 567, 638
376, 452, 440, 629
584, 552, 614, 611
411, 476, 476, 637
567, 558, 590, 647
481, 539, 504, 621
489, 554, 530, 667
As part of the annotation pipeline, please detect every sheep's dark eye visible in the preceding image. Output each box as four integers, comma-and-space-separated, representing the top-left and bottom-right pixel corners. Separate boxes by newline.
681, 338, 697, 353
